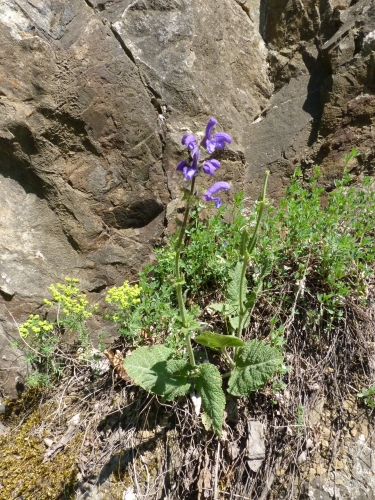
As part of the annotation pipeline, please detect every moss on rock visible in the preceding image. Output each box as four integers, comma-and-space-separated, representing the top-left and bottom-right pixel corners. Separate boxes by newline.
0, 410, 79, 499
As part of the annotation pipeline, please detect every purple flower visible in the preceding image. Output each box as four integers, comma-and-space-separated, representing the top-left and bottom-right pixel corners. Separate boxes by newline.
204, 181, 230, 208
176, 149, 200, 180
203, 159, 221, 176
182, 134, 198, 154
201, 117, 232, 154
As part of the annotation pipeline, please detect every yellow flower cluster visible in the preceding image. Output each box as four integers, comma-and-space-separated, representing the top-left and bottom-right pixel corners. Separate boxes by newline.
105, 281, 142, 310
44, 278, 96, 319
19, 315, 54, 339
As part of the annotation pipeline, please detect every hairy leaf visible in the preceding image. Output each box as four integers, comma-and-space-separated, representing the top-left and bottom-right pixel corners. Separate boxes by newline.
208, 302, 238, 317
229, 314, 250, 331
207, 302, 225, 313
194, 331, 245, 349
227, 261, 247, 305
228, 340, 283, 397
124, 345, 191, 400
195, 363, 226, 436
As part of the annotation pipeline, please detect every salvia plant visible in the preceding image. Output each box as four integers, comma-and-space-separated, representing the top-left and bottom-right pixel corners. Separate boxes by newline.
123, 118, 283, 435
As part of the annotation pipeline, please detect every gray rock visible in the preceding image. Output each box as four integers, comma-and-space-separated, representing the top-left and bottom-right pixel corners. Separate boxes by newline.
307, 435, 375, 500
0, 0, 272, 395
0, 404, 9, 415
1, 0, 375, 400
0, 421, 8, 436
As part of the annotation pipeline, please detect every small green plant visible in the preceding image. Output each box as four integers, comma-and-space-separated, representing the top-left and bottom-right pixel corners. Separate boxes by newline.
119, 141, 375, 435
18, 314, 62, 385
45, 277, 97, 350
357, 386, 375, 409
122, 119, 283, 435
18, 278, 97, 386
255, 160, 375, 336
105, 281, 142, 340
24, 371, 52, 389
344, 146, 360, 165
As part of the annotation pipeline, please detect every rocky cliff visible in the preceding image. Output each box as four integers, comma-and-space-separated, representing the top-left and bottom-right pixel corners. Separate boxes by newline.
0, 0, 374, 413
1, 1, 375, 499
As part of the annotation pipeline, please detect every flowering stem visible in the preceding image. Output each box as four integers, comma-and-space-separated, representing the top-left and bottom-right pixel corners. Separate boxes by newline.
236, 171, 269, 338
174, 177, 196, 367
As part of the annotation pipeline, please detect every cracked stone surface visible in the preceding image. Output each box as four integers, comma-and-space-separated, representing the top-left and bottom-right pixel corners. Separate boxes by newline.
0, 0, 271, 396
1, 0, 375, 400
306, 435, 375, 500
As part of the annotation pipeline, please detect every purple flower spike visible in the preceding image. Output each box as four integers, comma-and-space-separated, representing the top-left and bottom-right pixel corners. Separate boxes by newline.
176, 160, 195, 180
176, 149, 200, 181
201, 118, 217, 150
204, 181, 230, 208
182, 133, 198, 154
203, 159, 221, 176
207, 132, 232, 153
201, 117, 232, 153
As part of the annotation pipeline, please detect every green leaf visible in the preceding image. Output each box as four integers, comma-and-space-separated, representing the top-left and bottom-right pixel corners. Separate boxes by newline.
227, 262, 247, 305
229, 314, 250, 331
245, 259, 272, 310
194, 332, 245, 349
207, 302, 226, 313
195, 363, 226, 436
229, 315, 240, 330
208, 302, 238, 317
228, 340, 283, 397
201, 412, 213, 431
124, 345, 191, 401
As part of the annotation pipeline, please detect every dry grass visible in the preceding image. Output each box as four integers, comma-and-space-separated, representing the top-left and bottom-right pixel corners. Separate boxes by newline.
1, 269, 375, 499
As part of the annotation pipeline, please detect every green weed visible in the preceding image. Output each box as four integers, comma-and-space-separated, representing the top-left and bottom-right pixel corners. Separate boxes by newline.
18, 278, 97, 386
357, 386, 375, 409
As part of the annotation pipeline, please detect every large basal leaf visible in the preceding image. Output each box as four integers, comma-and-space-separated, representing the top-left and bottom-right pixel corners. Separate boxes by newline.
228, 340, 283, 397
194, 331, 245, 349
227, 261, 247, 305
195, 363, 226, 436
124, 345, 191, 401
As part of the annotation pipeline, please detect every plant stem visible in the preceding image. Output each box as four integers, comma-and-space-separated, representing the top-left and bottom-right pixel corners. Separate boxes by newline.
247, 171, 269, 255
236, 171, 269, 338
221, 347, 235, 368
174, 177, 196, 366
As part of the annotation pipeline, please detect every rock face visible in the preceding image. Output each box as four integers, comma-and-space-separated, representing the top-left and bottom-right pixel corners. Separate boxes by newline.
1, 1, 375, 498
246, 0, 375, 200
0, 0, 375, 398
0, 0, 271, 396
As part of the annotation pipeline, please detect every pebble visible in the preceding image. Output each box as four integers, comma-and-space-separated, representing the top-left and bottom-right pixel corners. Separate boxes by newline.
0, 421, 8, 436
306, 438, 313, 449
0, 404, 9, 415
335, 460, 344, 470
322, 427, 331, 439
359, 423, 369, 439
316, 465, 327, 475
